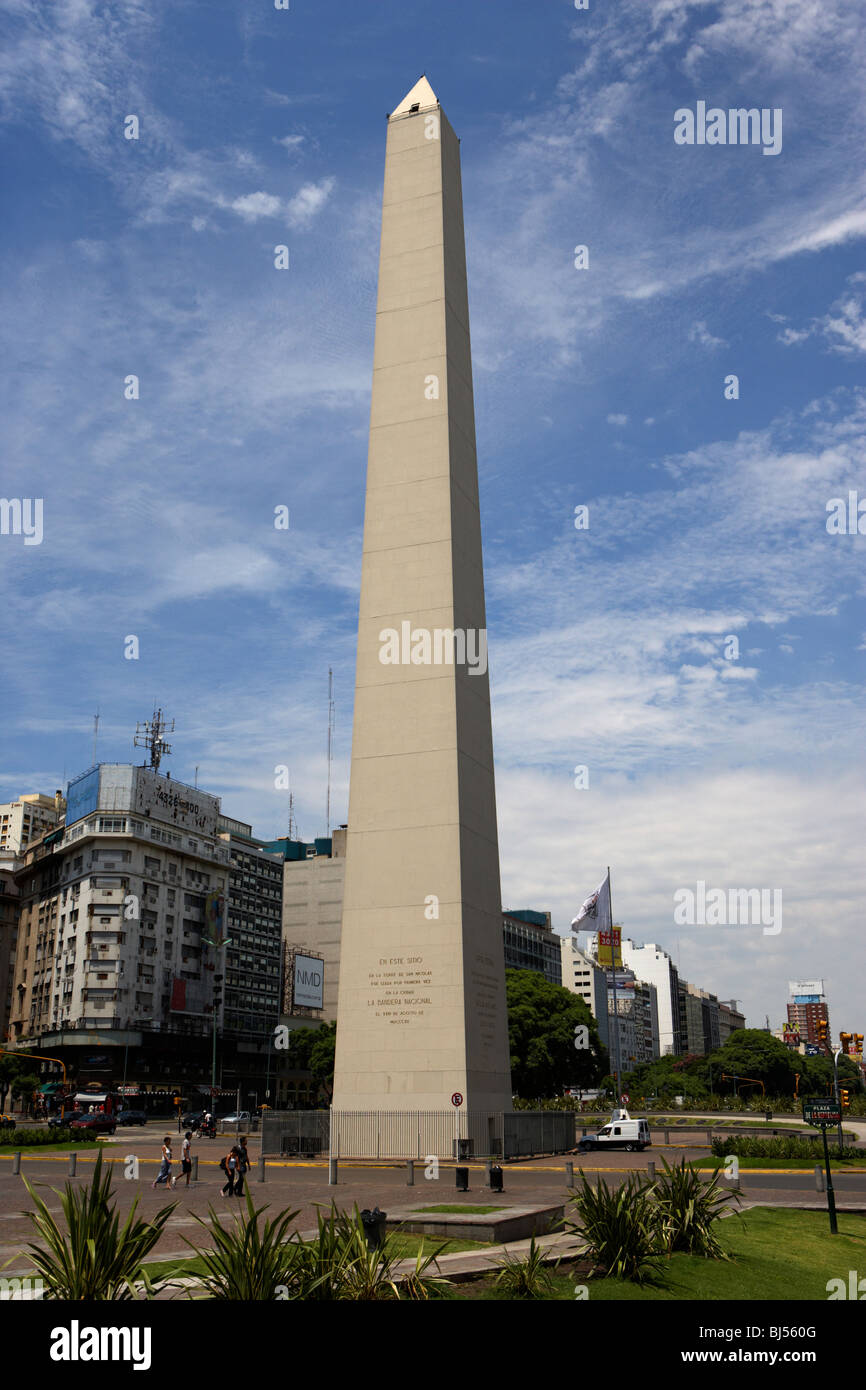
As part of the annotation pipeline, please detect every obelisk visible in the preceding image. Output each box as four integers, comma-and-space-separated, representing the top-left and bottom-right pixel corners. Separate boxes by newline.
332, 77, 512, 1113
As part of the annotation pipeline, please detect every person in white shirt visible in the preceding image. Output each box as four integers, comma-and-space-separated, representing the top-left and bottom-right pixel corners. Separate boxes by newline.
181, 1131, 193, 1188
152, 1136, 177, 1189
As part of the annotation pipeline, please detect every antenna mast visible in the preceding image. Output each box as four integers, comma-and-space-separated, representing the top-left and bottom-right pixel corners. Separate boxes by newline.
92, 710, 100, 766
325, 668, 334, 836
288, 789, 296, 842
134, 707, 175, 774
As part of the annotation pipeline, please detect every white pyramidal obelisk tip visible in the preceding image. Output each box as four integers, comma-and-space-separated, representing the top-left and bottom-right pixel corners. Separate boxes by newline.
391, 75, 439, 116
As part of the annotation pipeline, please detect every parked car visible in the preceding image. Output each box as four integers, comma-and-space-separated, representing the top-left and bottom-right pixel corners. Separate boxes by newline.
68, 1113, 116, 1135
48, 1112, 82, 1129
577, 1111, 651, 1154
0, 1114, 15, 1131
115, 1109, 149, 1126
220, 1111, 252, 1131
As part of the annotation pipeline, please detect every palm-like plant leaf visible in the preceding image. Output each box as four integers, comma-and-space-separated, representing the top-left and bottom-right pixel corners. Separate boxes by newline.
21, 1152, 176, 1299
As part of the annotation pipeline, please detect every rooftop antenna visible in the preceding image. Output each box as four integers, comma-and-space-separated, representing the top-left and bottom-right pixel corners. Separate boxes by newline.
325, 668, 335, 836
134, 707, 175, 774
194, 765, 199, 789
92, 709, 100, 767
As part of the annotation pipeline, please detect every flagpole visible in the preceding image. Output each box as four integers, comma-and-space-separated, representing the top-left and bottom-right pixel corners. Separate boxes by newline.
608, 866, 622, 1110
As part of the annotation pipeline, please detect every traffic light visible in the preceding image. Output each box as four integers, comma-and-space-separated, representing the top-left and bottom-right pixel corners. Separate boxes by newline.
840, 1032, 852, 1055
816, 1019, 828, 1046
840, 1088, 851, 1110
854, 1034, 864, 1056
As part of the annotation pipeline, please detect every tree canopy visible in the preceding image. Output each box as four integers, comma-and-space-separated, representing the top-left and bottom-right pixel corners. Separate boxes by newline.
505, 968, 608, 1098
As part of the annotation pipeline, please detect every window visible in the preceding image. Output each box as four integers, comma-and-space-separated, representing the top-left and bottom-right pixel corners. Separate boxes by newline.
98, 817, 127, 833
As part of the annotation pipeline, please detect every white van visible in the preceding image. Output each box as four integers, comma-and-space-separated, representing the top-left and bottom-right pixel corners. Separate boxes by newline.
577, 1109, 651, 1153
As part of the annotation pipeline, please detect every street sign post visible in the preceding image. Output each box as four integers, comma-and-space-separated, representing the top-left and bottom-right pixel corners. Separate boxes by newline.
803, 1101, 840, 1233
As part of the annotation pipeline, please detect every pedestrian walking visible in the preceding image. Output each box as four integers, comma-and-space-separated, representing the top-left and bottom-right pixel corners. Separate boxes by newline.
181, 1130, 193, 1188
152, 1136, 177, 1189
220, 1145, 240, 1197
234, 1136, 249, 1197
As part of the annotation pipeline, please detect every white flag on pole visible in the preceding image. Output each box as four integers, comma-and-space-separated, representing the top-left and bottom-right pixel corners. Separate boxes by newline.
571, 872, 611, 932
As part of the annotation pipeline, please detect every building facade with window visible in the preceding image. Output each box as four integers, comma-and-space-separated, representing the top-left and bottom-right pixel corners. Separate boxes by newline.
7, 764, 231, 1095
502, 910, 562, 986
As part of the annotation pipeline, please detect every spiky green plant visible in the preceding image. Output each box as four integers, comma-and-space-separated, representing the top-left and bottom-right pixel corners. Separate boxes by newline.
183, 1191, 302, 1300
21, 1152, 176, 1299
566, 1172, 664, 1284
652, 1157, 742, 1259
493, 1235, 557, 1299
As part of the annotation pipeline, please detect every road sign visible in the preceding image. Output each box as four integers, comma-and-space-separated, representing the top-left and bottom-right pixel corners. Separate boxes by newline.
803, 1100, 841, 1126
451, 1092, 463, 1107
621, 1093, 629, 1104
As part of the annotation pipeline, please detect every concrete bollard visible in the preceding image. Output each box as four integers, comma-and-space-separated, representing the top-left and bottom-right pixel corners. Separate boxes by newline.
485, 1161, 492, 1188
12, 1152, 21, 1175
565, 1160, 574, 1186
647, 1160, 656, 1180
191, 1155, 199, 1183
68, 1152, 77, 1177
663, 1128, 670, 1146
328, 1157, 338, 1186
258, 1152, 267, 1183
815, 1164, 825, 1193
406, 1159, 415, 1186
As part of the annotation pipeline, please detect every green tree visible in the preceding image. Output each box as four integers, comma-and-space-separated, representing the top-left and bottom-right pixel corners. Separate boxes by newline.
0, 1055, 29, 1112
505, 969, 607, 1099
282, 1022, 336, 1101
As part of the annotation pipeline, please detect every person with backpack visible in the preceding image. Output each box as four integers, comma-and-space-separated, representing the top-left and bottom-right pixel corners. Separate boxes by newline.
220, 1145, 239, 1197
234, 1136, 249, 1197
152, 1136, 177, 1189
181, 1130, 193, 1188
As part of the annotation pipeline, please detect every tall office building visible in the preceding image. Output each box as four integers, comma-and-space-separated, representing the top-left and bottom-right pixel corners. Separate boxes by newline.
0, 793, 60, 855
502, 910, 561, 986
559, 936, 610, 1053
786, 980, 828, 1045
280, 829, 346, 1023
619, 940, 683, 1056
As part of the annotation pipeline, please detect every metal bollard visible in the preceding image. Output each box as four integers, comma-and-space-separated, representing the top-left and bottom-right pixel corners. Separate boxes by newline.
191, 1155, 199, 1183
68, 1152, 77, 1177
328, 1157, 338, 1186
647, 1160, 656, 1180
815, 1164, 825, 1193
565, 1160, 574, 1186
406, 1159, 415, 1186
258, 1153, 266, 1183
12, 1152, 21, 1175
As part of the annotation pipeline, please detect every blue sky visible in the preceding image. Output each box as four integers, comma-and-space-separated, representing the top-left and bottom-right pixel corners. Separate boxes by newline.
1, 0, 864, 1033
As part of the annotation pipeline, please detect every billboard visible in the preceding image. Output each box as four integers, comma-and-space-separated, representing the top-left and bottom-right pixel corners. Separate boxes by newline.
65, 766, 100, 827
204, 892, 226, 941
597, 927, 622, 969
788, 979, 823, 998
293, 953, 324, 1009
132, 767, 218, 837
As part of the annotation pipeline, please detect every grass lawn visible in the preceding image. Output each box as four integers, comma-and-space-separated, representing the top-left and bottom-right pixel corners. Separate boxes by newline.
143, 1230, 486, 1281
411, 1204, 503, 1215
458, 1208, 866, 1300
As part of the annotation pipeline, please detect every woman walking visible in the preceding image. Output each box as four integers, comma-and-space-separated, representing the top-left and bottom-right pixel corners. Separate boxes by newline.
220, 1145, 240, 1197
152, 1136, 177, 1189
234, 1136, 249, 1198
